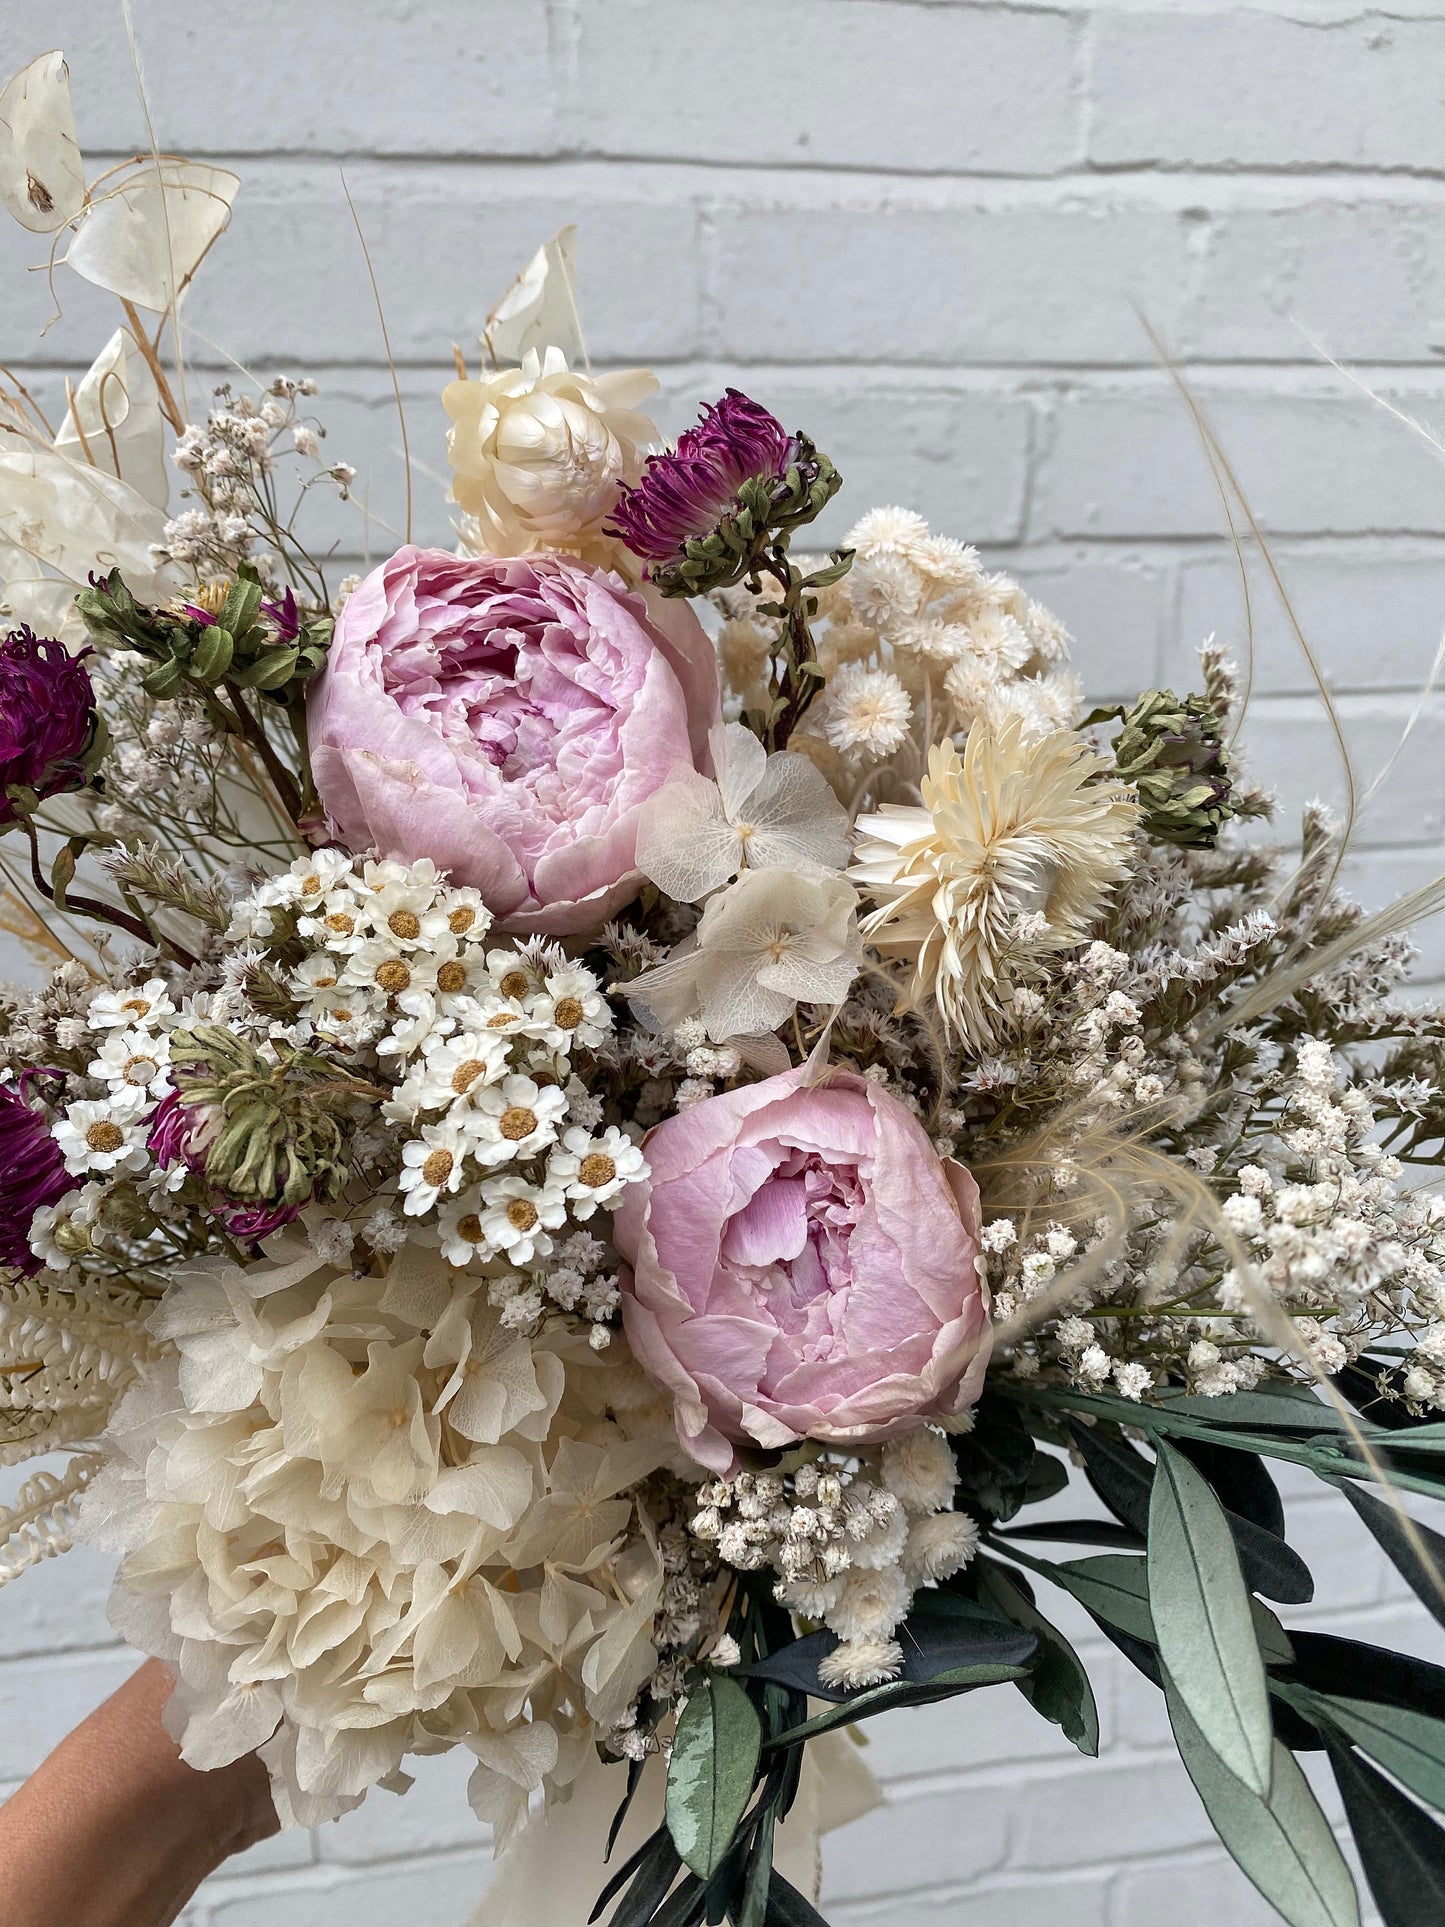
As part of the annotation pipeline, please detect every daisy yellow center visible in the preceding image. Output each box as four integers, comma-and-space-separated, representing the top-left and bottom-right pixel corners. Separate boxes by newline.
486, 1012, 519, 1030
312, 972, 337, 989
388, 909, 421, 940
506, 1198, 538, 1232
578, 1152, 616, 1189
435, 961, 467, 994
499, 1106, 537, 1141
375, 959, 411, 994
456, 1213, 483, 1243
499, 970, 530, 1000
324, 912, 355, 936
121, 997, 152, 1017
450, 1059, 488, 1095
86, 1121, 125, 1154
448, 907, 476, 935
422, 1149, 454, 1188
301, 874, 321, 895
554, 997, 584, 1028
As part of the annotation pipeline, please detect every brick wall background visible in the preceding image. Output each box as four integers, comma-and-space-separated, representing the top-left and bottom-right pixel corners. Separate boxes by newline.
2, 1, 1444, 1920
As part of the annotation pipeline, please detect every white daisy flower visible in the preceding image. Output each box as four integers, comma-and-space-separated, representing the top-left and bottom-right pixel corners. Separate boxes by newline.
477, 1173, 567, 1263
297, 893, 367, 953
359, 856, 442, 896
290, 953, 347, 1003
546, 1126, 648, 1218
397, 1120, 473, 1217
436, 1191, 490, 1268
87, 1026, 173, 1100
429, 941, 491, 1014
86, 978, 175, 1032
308, 1001, 383, 1052
270, 849, 355, 909
28, 1181, 107, 1271
357, 878, 453, 951
399, 1031, 511, 1114
53, 1095, 150, 1177
446, 992, 537, 1045
375, 990, 455, 1063
435, 887, 492, 945
342, 939, 439, 1005
484, 948, 544, 1003
529, 966, 611, 1051
462, 1075, 568, 1169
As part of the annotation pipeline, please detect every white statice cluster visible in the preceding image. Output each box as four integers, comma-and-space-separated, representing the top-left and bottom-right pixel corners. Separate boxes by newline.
79, 1237, 680, 1840
689, 1431, 978, 1689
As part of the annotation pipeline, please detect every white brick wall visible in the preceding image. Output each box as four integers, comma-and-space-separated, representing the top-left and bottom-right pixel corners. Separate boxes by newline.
2, 2, 1444, 1919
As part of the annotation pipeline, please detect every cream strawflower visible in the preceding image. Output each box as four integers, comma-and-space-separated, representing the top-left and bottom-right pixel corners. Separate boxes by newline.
823, 663, 913, 762
442, 346, 658, 557
850, 719, 1137, 1050
635, 721, 852, 904
628, 866, 862, 1043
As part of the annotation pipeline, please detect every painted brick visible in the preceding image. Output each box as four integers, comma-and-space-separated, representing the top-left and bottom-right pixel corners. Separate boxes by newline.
1168, 544, 1445, 696
1109, 1848, 1303, 1927
1238, 694, 1445, 846
43, 2, 557, 157
1089, 11, 1445, 172
570, 1, 1083, 175
1031, 378, 1445, 541
832, 1871, 1112, 1927
822, 1781, 1012, 1900
1007, 1757, 1215, 1871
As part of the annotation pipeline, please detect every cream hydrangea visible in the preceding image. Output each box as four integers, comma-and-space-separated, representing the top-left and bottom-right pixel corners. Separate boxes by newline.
79, 1238, 676, 1841
442, 347, 658, 558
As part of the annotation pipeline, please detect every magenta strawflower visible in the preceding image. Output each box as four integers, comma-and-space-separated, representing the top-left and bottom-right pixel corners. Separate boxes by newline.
607, 389, 791, 565
0, 627, 100, 826
0, 1081, 77, 1275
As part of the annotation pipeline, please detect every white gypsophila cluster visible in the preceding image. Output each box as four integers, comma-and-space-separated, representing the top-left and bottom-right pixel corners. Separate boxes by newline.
79, 1237, 679, 1840
157, 377, 353, 578
87, 648, 226, 843
689, 1432, 978, 1690
1217, 1038, 1445, 1398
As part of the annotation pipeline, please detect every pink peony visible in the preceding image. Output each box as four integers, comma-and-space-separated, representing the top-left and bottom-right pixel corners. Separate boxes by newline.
613, 1064, 990, 1473
307, 546, 718, 934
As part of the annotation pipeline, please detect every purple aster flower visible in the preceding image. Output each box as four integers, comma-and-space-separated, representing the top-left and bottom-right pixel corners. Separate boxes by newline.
607, 388, 792, 564
0, 1081, 76, 1275
221, 1198, 300, 1246
262, 588, 300, 644
0, 627, 99, 826
147, 1090, 201, 1171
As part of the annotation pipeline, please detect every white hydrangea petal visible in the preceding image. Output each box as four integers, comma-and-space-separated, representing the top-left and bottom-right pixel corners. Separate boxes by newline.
634, 771, 740, 902
709, 719, 769, 821
741, 749, 852, 874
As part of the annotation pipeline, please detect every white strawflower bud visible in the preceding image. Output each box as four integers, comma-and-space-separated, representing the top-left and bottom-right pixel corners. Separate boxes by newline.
817, 1635, 904, 1691
710, 1635, 742, 1670
881, 1430, 959, 1515
902, 1512, 979, 1587
826, 1563, 911, 1643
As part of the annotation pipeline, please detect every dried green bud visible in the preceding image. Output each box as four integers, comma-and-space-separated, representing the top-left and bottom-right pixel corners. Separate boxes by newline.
168, 1025, 375, 1208
1106, 688, 1234, 850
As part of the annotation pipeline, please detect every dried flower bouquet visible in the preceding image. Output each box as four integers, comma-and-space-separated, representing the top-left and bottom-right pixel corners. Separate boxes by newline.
0, 47, 1443, 1927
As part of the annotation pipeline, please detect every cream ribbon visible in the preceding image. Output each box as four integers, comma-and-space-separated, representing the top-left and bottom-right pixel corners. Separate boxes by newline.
465, 1729, 879, 1924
